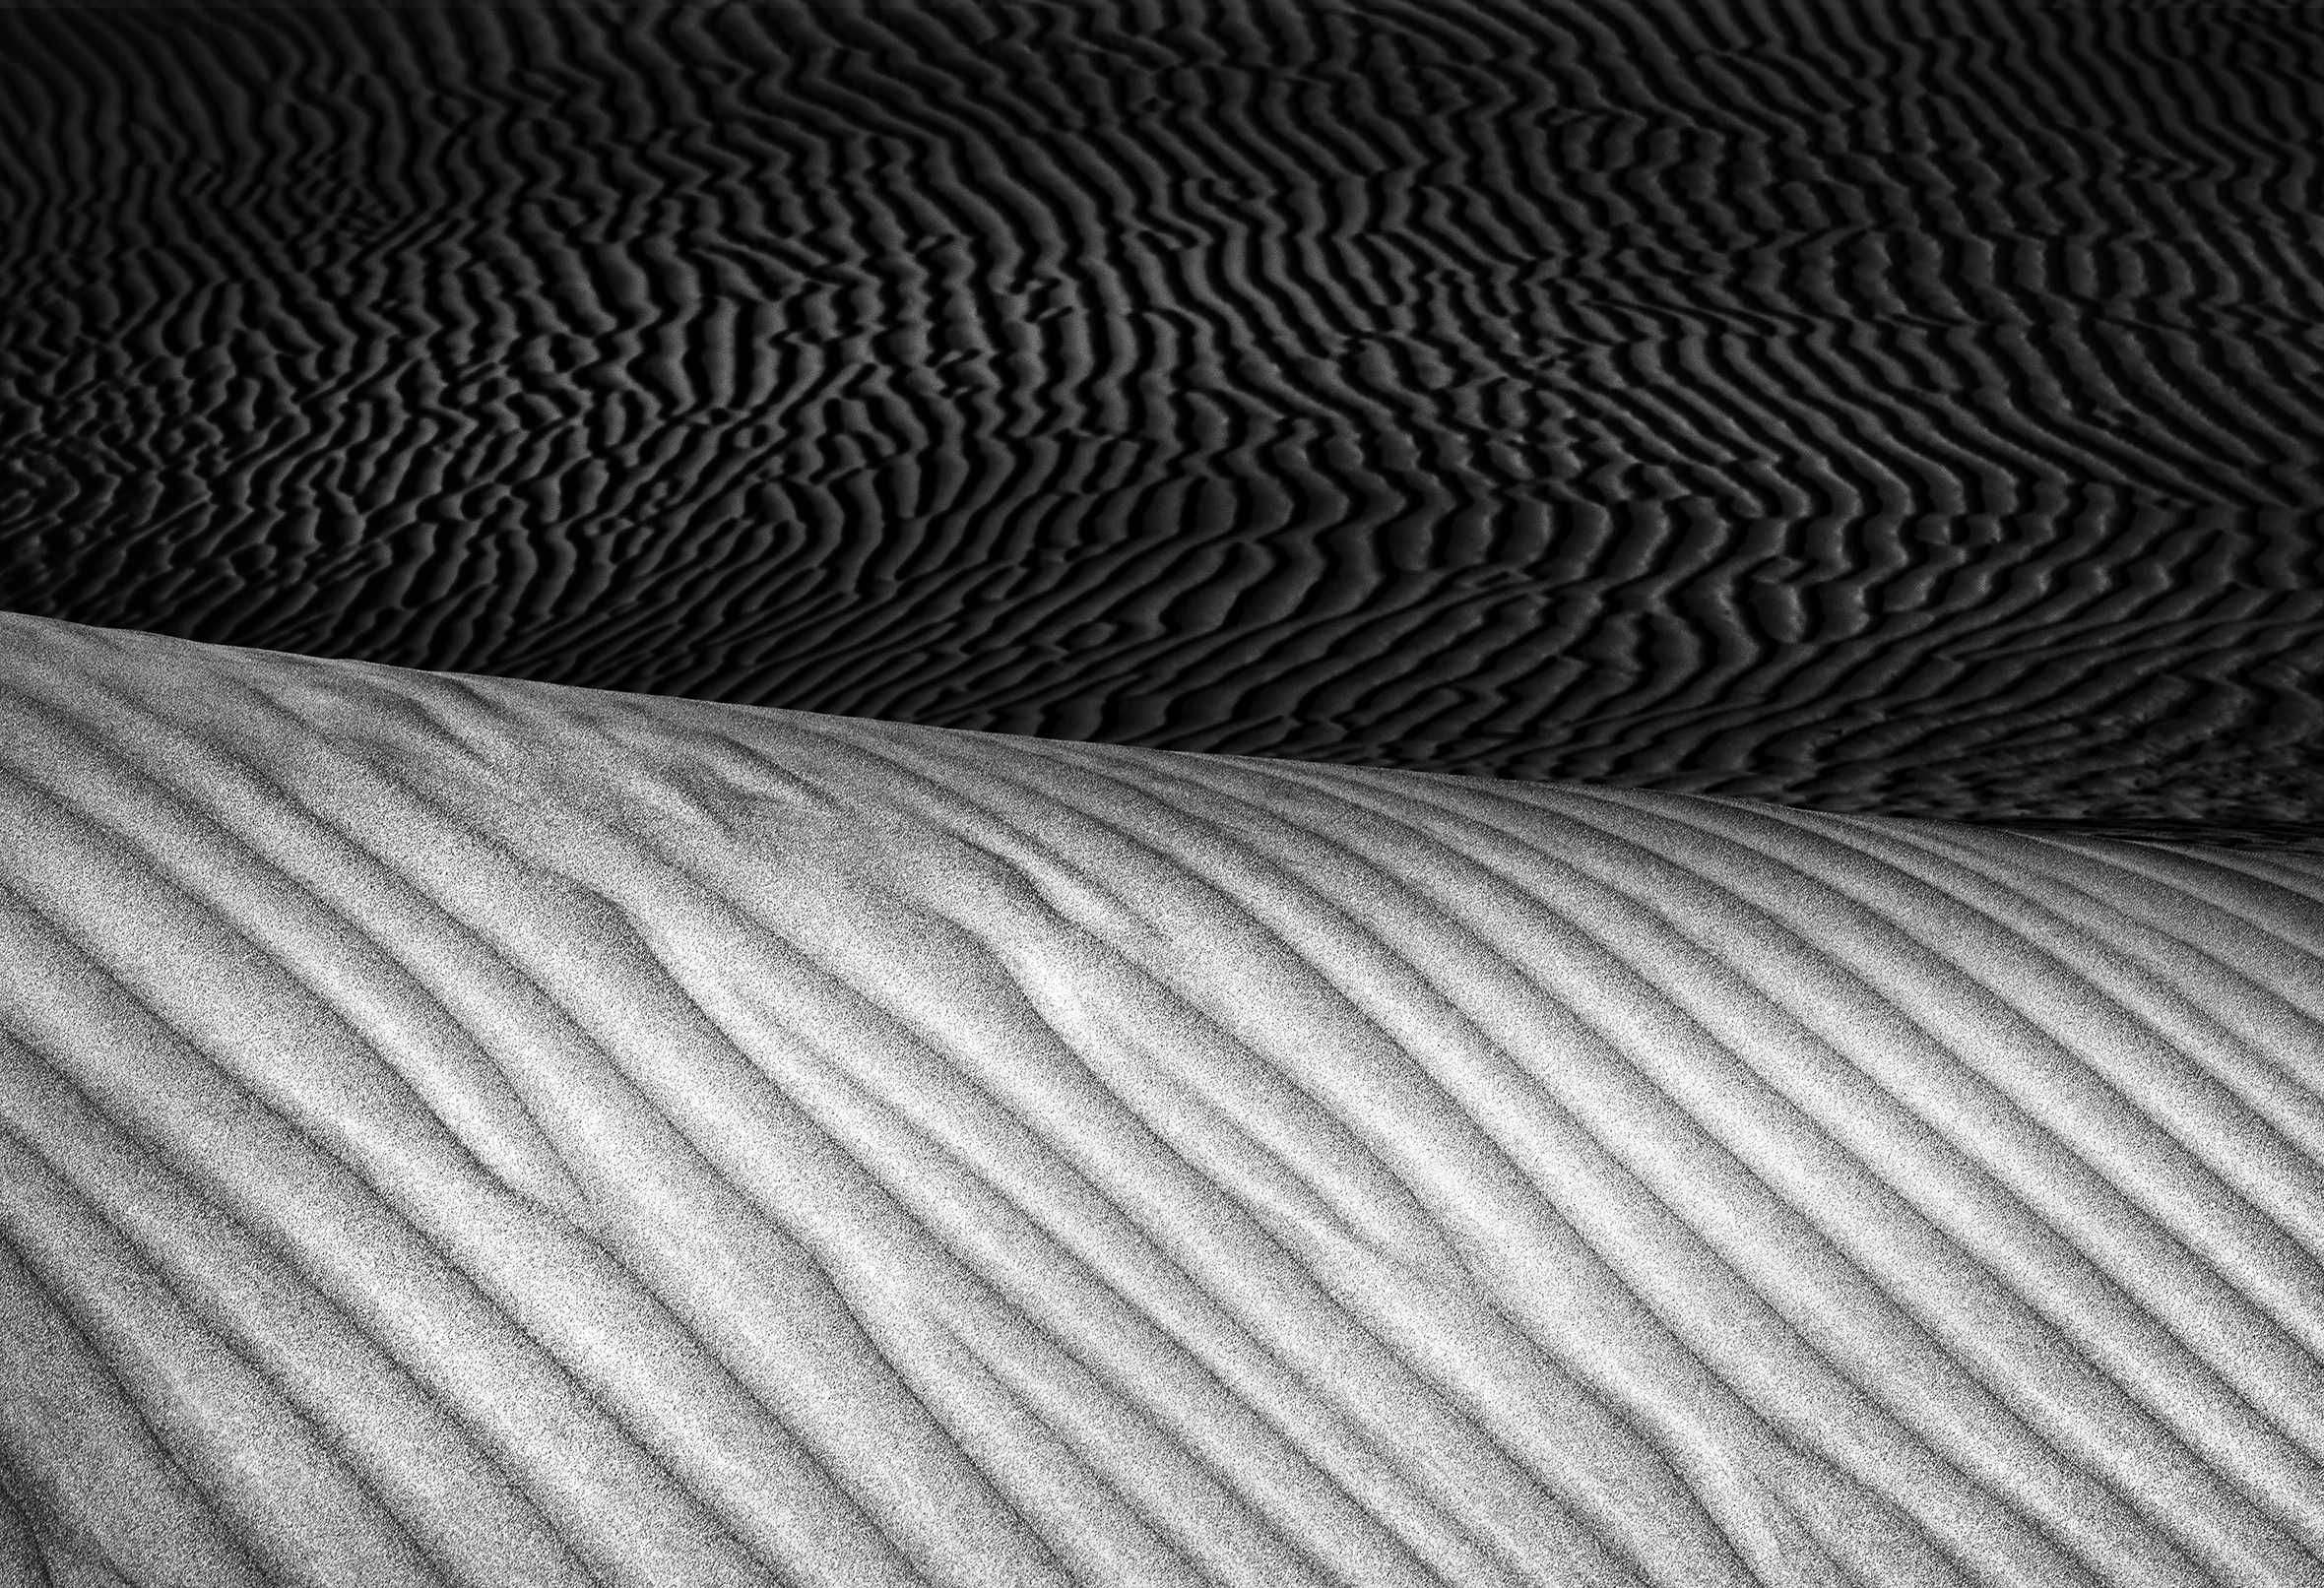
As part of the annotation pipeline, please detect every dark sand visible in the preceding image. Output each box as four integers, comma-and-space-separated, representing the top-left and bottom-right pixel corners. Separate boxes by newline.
2, 0, 2318, 844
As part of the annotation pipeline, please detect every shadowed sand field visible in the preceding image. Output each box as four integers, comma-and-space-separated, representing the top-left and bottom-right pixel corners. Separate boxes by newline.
3, 0, 2320, 842
4, 611, 2323, 1586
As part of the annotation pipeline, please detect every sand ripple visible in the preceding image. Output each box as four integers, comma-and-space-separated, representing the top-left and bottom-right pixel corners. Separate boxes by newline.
2, 613, 2320, 1586
2, 1, 2319, 838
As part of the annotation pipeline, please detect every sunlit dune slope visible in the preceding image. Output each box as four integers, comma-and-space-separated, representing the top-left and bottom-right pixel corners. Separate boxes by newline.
4, 612, 2324, 1587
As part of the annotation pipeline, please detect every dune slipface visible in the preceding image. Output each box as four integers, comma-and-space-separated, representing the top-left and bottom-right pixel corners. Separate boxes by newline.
1, 611, 2321, 1587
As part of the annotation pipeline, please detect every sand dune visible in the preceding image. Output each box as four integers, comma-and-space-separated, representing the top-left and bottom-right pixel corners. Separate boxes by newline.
5, 3, 2318, 1578
3, 611, 2321, 1586
2, 0, 2319, 839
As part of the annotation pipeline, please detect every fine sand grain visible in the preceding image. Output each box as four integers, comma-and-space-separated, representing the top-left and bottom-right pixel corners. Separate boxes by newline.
3, 611, 2322, 1587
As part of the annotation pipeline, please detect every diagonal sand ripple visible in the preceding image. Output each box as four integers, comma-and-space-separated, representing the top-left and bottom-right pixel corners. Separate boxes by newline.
2, 612, 2321, 1588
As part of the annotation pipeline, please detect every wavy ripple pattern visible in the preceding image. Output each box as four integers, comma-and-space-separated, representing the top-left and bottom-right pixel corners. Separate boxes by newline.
4, 611, 2323, 1586
0, 0, 2319, 844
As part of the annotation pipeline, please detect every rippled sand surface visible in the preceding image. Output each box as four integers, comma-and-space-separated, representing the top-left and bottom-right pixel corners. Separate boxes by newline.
4, 612, 2323, 1586
3, 0, 2320, 841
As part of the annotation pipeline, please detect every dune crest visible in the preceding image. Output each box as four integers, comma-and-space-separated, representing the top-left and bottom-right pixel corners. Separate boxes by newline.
3, 612, 2322, 1587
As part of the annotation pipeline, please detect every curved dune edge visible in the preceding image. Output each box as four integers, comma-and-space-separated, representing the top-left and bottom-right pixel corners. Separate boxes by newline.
2, 612, 2322, 1588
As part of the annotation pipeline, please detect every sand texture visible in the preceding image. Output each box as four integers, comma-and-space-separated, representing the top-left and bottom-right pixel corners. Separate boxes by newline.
3, 612, 2322, 1586
2, 0, 2320, 841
